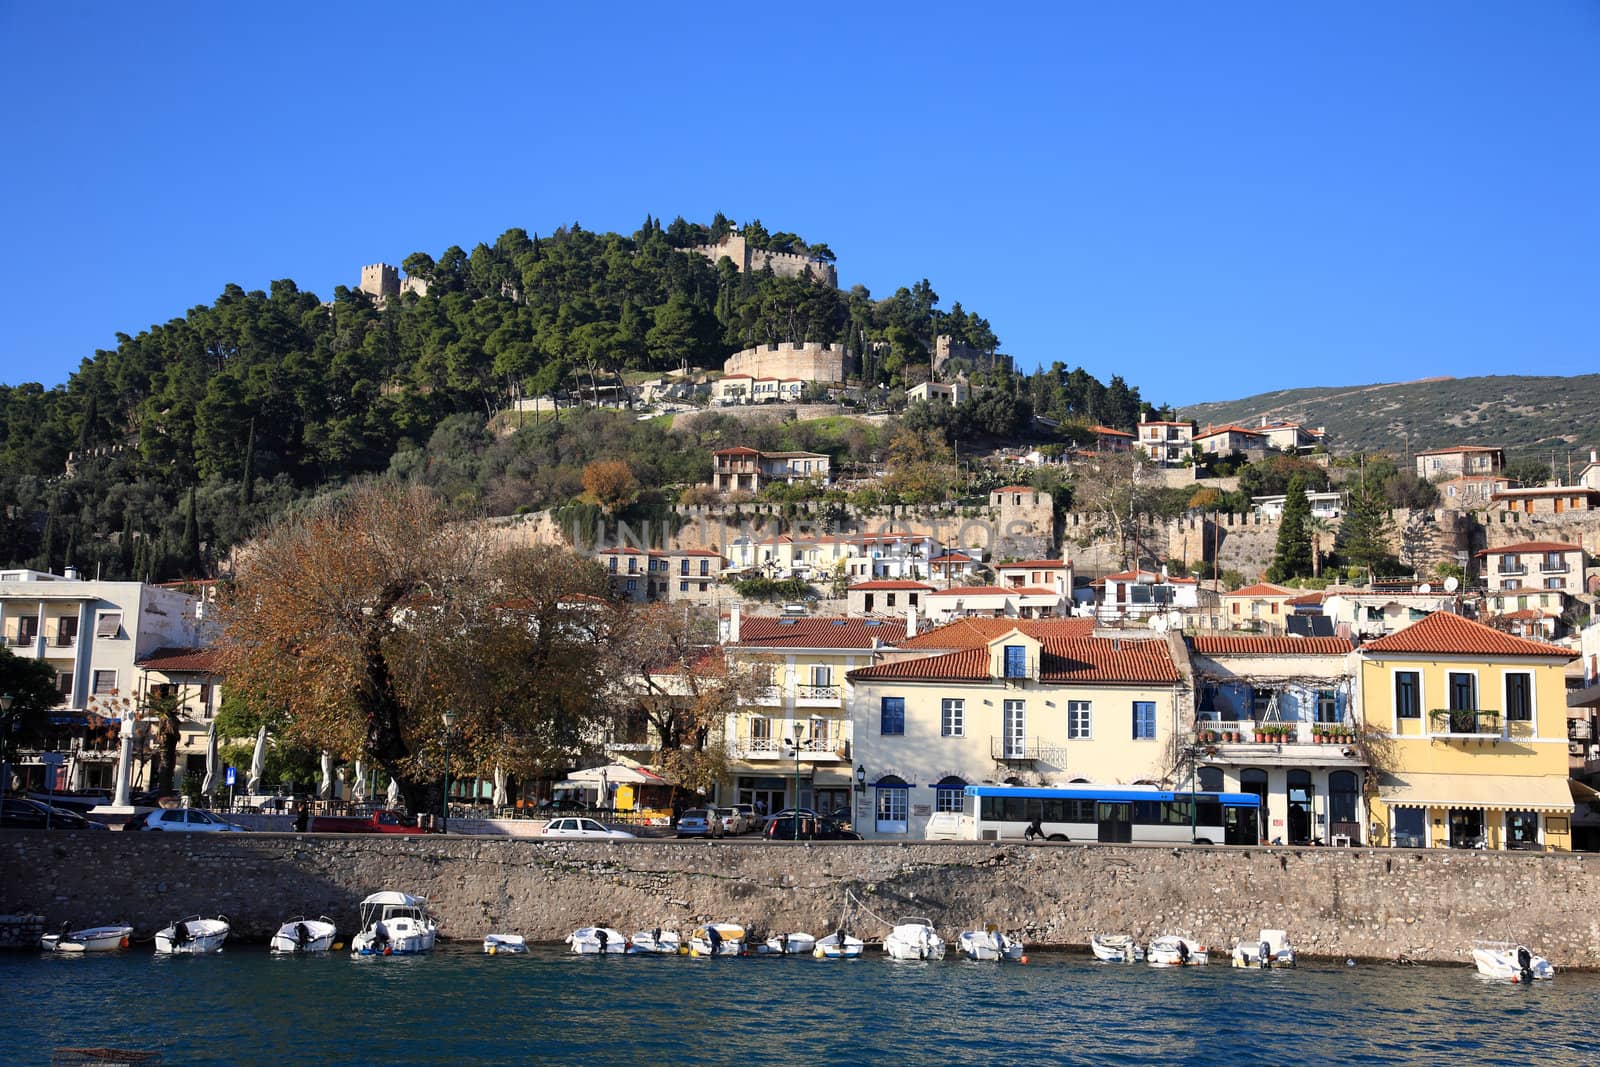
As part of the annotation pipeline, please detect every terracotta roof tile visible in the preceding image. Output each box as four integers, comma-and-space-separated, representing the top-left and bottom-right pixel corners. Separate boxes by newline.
1191, 635, 1352, 655
136, 646, 222, 673
927, 585, 1012, 597
849, 580, 935, 591
1363, 611, 1575, 659
849, 636, 1177, 684
1227, 583, 1296, 598
898, 617, 1095, 650
732, 616, 906, 649
1474, 541, 1582, 556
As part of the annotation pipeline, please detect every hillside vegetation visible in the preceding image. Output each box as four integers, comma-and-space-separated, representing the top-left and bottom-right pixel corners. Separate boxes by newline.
1181, 374, 1600, 460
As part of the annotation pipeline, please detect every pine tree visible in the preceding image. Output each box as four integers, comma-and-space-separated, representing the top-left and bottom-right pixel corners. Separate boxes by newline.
240, 418, 256, 508
1336, 482, 1395, 577
1267, 475, 1313, 582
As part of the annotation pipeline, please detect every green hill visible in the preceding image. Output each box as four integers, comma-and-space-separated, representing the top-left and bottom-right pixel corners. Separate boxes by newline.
1180, 374, 1600, 460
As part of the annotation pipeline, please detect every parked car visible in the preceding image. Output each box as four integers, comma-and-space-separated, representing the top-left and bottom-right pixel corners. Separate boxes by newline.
764, 815, 862, 841
715, 806, 748, 835
675, 808, 723, 839
729, 803, 758, 832
764, 807, 819, 830
129, 807, 248, 833
0, 798, 108, 830
541, 816, 636, 840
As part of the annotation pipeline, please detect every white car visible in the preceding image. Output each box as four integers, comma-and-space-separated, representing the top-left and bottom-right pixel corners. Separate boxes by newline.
541, 817, 637, 840
136, 808, 247, 833
715, 807, 749, 835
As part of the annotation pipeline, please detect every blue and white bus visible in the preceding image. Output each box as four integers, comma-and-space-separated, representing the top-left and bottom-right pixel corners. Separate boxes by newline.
957, 785, 1261, 846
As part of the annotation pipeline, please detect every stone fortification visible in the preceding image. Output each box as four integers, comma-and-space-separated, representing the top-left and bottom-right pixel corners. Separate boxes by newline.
3, 834, 1597, 966
723, 341, 852, 383
690, 234, 838, 288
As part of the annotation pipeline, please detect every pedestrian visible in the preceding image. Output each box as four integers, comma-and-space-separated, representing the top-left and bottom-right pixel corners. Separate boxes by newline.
1024, 817, 1044, 841
293, 801, 308, 834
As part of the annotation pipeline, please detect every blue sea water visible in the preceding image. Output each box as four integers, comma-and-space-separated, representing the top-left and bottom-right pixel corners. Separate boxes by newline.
2, 943, 1596, 1066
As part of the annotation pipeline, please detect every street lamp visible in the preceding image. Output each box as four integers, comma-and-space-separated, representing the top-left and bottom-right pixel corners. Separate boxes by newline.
854, 763, 866, 832
786, 725, 807, 840
441, 710, 458, 833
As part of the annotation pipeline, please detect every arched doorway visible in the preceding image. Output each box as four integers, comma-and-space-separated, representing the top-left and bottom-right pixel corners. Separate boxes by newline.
1197, 766, 1224, 793
1287, 769, 1314, 845
1240, 768, 1268, 842
1329, 770, 1360, 844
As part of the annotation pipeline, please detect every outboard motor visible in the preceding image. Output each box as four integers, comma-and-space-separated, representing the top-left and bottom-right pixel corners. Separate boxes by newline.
652, 926, 662, 950
59, 921, 74, 943
1177, 940, 1190, 964
1260, 939, 1272, 970
295, 922, 311, 951
595, 928, 608, 952
1517, 947, 1533, 983
707, 925, 723, 955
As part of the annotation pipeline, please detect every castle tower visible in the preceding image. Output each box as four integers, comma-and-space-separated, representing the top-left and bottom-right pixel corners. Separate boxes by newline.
359, 263, 400, 301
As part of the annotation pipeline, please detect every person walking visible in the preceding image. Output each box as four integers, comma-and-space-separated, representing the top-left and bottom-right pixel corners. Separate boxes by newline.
293, 801, 309, 834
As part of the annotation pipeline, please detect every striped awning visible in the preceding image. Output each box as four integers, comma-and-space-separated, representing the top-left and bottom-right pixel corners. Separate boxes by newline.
1378, 773, 1573, 814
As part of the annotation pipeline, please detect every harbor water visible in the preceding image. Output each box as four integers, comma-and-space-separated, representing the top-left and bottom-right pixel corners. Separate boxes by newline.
4, 944, 1596, 1065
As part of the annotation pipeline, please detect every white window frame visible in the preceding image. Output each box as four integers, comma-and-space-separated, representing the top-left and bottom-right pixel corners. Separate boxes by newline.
1393, 669, 1423, 725
1503, 670, 1535, 729
811, 665, 832, 687
1002, 699, 1026, 757
95, 612, 123, 638
941, 698, 965, 738
875, 787, 908, 834
934, 786, 964, 814
1067, 700, 1092, 740
91, 669, 116, 695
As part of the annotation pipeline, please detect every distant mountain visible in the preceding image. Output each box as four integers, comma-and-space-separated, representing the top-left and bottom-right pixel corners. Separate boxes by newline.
1179, 374, 1600, 460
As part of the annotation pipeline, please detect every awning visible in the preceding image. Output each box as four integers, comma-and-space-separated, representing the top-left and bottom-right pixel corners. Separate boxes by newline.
566, 763, 668, 785
1377, 772, 1573, 814
1570, 779, 1600, 803
812, 767, 855, 787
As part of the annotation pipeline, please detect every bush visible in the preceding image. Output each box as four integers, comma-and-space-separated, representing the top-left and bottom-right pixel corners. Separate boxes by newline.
730, 576, 813, 601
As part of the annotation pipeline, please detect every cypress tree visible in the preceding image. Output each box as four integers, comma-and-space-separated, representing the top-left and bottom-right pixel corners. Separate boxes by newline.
182, 486, 202, 577
1267, 475, 1313, 582
240, 418, 256, 507
119, 511, 136, 578
77, 394, 99, 452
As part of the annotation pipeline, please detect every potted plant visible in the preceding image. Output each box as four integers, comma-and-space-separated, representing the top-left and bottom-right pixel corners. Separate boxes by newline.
1254, 726, 1266, 743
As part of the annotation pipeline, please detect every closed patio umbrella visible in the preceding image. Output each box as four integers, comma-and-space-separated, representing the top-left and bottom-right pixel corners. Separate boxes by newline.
386, 777, 400, 808
199, 721, 218, 795
318, 751, 333, 800
246, 725, 267, 793
492, 765, 507, 808
352, 759, 366, 802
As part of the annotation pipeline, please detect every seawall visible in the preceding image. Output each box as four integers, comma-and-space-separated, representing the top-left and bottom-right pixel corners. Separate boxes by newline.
5, 834, 1597, 967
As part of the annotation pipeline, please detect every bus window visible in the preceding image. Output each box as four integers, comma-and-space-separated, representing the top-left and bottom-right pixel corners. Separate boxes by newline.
1002, 796, 1028, 823
1196, 801, 1222, 827
1133, 800, 1162, 825
965, 792, 977, 818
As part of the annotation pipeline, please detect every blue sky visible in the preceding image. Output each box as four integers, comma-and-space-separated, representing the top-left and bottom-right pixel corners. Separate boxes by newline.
1, 3, 1595, 406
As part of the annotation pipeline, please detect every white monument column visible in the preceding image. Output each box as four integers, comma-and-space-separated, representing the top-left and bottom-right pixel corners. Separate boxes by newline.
111, 715, 138, 808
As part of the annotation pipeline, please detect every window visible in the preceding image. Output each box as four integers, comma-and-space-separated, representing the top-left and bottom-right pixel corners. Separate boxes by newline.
608, 557, 618, 573
811, 666, 832, 687
54, 617, 78, 644
679, 560, 689, 575
679, 581, 688, 593
1505, 811, 1540, 850
627, 559, 638, 574
95, 613, 122, 638
886, 593, 897, 608
1395, 672, 1420, 718
880, 697, 905, 735
1505, 673, 1532, 722
941, 698, 964, 737
92, 670, 116, 695
1504, 579, 1521, 590
1545, 577, 1563, 590
1391, 809, 1425, 848
875, 781, 908, 833
625, 579, 636, 593
1067, 700, 1092, 739
1002, 700, 1025, 757
55, 671, 72, 696
934, 776, 966, 813
1003, 644, 1028, 678
1132, 701, 1157, 740
1314, 690, 1339, 723
1448, 672, 1476, 711
700, 559, 710, 576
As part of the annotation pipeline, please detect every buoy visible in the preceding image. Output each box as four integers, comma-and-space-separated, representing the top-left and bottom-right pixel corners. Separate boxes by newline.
332, 943, 344, 951
120, 937, 129, 949
383, 946, 392, 956
1020, 956, 1030, 965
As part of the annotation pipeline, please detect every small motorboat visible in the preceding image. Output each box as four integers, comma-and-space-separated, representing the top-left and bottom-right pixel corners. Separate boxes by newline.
629, 928, 682, 954
566, 926, 627, 954
39, 922, 133, 954
813, 931, 865, 959
1232, 929, 1296, 969
155, 916, 230, 955
483, 933, 529, 955
688, 923, 747, 956
957, 927, 1024, 962
350, 892, 437, 956
1147, 935, 1207, 967
884, 917, 946, 961
763, 931, 817, 956
1091, 934, 1144, 963
269, 916, 337, 954
1471, 940, 1554, 982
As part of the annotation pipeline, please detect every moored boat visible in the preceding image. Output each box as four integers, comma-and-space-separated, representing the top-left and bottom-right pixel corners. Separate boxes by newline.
688, 922, 746, 956
1147, 935, 1206, 967
39, 923, 133, 954
628, 928, 682, 954
1232, 929, 1296, 969
884, 917, 945, 961
566, 926, 627, 954
269, 916, 337, 954
1471, 940, 1553, 982
957, 927, 1024, 962
813, 931, 865, 959
1091, 933, 1144, 963
154, 916, 230, 955
483, 933, 528, 955
350, 892, 437, 956
762, 931, 817, 956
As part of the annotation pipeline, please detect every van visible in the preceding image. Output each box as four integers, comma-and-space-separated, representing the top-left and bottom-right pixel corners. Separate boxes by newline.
924, 812, 962, 841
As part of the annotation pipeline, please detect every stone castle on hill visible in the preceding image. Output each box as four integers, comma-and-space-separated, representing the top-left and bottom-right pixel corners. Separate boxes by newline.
358, 263, 428, 301
689, 234, 838, 288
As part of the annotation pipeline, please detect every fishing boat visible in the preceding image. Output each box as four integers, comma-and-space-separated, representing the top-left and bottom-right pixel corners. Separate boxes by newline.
813, 931, 865, 959
483, 933, 528, 955
628, 928, 682, 954
1090, 933, 1144, 963
1471, 940, 1554, 982
565, 926, 627, 954
956, 927, 1024, 962
350, 892, 437, 956
1232, 929, 1296, 969
269, 916, 337, 954
39, 923, 133, 953
154, 916, 230, 955
688, 922, 747, 956
762, 931, 817, 956
884, 917, 945, 961
1146, 935, 1207, 967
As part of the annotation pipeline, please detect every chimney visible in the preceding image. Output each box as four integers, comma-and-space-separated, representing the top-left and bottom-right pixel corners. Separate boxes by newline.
63, 566, 79, 581
906, 603, 918, 638
729, 604, 741, 644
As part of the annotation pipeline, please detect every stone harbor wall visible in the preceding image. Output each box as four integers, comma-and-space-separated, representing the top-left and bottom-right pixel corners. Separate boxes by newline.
3, 834, 1598, 968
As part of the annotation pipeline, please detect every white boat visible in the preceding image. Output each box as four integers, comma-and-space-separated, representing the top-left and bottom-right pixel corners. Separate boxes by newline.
1091, 933, 1144, 963
884, 917, 946, 961
957, 927, 1024, 962
628, 928, 682, 954
483, 933, 528, 955
688, 922, 747, 956
763, 931, 817, 956
565, 926, 627, 954
350, 892, 437, 956
39, 923, 133, 953
813, 931, 865, 959
1471, 940, 1554, 982
269, 916, 337, 954
154, 916, 230, 955
1147, 935, 1207, 967
1232, 929, 1296, 969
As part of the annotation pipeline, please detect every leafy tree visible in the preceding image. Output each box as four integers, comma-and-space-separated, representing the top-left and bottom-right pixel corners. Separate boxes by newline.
1398, 511, 1436, 576
1267, 476, 1313, 582
582, 459, 640, 515
1503, 456, 1553, 487
0, 646, 64, 748
1069, 451, 1164, 569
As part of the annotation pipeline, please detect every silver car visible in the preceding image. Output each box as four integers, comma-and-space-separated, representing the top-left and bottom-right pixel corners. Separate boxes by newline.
715, 806, 749, 835
138, 808, 247, 833
541, 817, 636, 840
675, 808, 723, 839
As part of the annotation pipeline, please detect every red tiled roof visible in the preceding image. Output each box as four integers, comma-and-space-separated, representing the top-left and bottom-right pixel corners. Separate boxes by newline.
732, 617, 906, 649
1013, 586, 1067, 596
1194, 424, 1266, 439
713, 446, 760, 455
849, 636, 1178, 685
1191, 635, 1352, 656
898, 617, 1095, 650
995, 560, 1068, 570
929, 552, 977, 563
136, 646, 222, 673
1363, 611, 1576, 659
1475, 541, 1582, 556
1287, 592, 1325, 606
1415, 445, 1502, 456
674, 549, 725, 557
1488, 609, 1560, 622
849, 580, 935, 591
928, 585, 1010, 597
1091, 426, 1134, 437
1227, 583, 1296, 598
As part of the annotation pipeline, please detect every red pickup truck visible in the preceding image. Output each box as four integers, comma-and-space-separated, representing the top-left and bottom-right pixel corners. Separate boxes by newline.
307, 810, 434, 834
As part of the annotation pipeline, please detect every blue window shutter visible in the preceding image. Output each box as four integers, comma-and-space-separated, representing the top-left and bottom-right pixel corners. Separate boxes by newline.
881, 697, 905, 735
1004, 645, 1026, 678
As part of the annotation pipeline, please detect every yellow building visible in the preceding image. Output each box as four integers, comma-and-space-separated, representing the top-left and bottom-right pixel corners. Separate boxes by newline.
1359, 612, 1575, 851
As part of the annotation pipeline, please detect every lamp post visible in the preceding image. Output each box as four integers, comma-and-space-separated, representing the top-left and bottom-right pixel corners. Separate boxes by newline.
1188, 743, 1200, 845
441, 710, 458, 833
854, 763, 866, 832
786, 725, 807, 840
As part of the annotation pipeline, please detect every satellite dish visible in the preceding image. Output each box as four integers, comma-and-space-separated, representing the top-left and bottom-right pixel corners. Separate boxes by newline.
1444, 576, 1459, 593
1419, 583, 1432, 594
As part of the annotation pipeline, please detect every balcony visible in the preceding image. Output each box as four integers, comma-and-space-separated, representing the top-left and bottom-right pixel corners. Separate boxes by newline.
737, 734, 782, 759
50, 633, 77, 648
1540, 561, 1569, 573
6, 632, 36, 647
1570, 720, 1595, 742
796, 684, 840, 707
751, 687, 782, 707
990, 736, 1067, 764
1429, 708, 1502, 738
1495, 565, 1526, 577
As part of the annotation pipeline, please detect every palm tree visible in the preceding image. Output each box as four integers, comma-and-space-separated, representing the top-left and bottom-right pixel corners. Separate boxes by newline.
1307, 516, 1332, 579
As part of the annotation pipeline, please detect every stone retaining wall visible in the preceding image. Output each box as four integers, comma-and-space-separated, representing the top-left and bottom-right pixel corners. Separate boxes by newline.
4, 835, 1597, 966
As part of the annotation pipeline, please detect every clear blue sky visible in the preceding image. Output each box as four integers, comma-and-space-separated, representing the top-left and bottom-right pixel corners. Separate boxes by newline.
1, 3, 1595, 406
